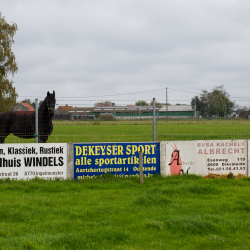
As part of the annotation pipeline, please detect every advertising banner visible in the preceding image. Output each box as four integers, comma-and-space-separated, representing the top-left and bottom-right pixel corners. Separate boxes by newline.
0, 143, 67, 180
161, 140, 247, 176
74, 142, 160, 179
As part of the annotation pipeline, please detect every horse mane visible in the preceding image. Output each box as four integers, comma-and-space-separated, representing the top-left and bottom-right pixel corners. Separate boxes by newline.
38, 97, 47, 112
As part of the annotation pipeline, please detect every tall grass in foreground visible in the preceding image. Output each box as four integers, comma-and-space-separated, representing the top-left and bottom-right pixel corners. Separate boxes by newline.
4, 118, 250, 143
0, 174, 250, 249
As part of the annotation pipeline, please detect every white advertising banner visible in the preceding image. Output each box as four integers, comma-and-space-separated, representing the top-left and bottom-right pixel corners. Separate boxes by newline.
161, 140, 247, 176
0, 143, 67, 180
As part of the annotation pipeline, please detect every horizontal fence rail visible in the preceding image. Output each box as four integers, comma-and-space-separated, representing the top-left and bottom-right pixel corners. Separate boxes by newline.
1, 102, 250, 143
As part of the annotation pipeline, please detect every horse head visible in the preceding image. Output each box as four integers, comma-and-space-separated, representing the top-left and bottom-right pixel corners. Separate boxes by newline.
45, 90, 56, 117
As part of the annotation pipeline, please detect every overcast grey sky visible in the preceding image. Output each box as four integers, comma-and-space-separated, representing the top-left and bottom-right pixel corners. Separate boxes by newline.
2, 0, 250, 106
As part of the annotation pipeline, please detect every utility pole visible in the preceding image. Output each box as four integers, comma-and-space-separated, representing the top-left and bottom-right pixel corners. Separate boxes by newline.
166, 87, 168, 122
194, 97, 196, 118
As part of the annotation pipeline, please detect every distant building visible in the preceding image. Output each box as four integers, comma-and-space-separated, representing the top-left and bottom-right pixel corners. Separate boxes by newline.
13, 103, 35, 115
56, 105, 73, 114
158, 104, 196, 118
231, 109, 242, 119
56, 104, 195, 120
239, 110, 250, 119
95, 101, 115, 107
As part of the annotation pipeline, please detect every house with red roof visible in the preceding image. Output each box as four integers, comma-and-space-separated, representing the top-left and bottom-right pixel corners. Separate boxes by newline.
13, 103, 35, 115
55, 105, 73, 114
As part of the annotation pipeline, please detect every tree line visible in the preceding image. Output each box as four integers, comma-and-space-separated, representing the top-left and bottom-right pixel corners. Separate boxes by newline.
135, 85, 239, 118
191, 85, 235, 117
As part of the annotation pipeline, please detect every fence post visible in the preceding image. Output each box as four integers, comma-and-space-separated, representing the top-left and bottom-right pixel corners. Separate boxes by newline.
153, 98, 155, 142
35, 99, 38, 143
139, 151, 144, 184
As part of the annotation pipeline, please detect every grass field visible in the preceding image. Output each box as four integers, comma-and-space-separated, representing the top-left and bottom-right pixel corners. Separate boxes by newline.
2, 119, 250, 249
0, 174, 250, 249
4, 118, 250, 143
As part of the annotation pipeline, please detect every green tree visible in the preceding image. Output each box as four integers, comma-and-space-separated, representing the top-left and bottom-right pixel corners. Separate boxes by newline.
135, 100, 149, 106
19, 98, 38, 109
191, 94, 207, 117
191, 86, 234, 117
207, 86, 234, 117
149, 100, 162, 108
21, 98, 32, 105
94, 101, 115, 107
0, 12, 18, 113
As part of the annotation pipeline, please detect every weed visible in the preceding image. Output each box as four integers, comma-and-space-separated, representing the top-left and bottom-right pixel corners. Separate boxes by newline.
227, 172, 235, 179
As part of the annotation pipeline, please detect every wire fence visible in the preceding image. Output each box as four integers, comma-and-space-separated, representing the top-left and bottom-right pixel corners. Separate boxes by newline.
1, 100, 250, 144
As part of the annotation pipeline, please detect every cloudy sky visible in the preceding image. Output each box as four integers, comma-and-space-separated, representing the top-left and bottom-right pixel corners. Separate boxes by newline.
2, 0, 250, 106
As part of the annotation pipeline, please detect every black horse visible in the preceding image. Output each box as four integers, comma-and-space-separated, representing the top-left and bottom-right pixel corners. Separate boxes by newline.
0, 91, 56, 143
